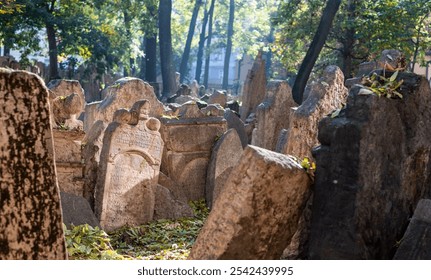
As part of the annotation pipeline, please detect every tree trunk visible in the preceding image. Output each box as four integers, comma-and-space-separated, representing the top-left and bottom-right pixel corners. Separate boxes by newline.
179, 0, 203, 83
292, 0, 341, 104
46, 22, 60, 80
159, 0, 176, 97
203, 0, 216, 88
143, 36, 157, 82
195, 2, 210, 83
341, 0, 355, 78
222, 0, 235, 89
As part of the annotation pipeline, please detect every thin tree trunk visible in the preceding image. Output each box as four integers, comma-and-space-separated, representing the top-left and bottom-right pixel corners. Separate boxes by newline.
144, 36, 157, 82
179, 0, 203, 83
159, 0, 176, 97
195, 2, 210, 83
203, 0, 216, 88
292, 0, 341, 104
46, 22, 60, 80
222, 0, 234, 89
341, 0, 355, 78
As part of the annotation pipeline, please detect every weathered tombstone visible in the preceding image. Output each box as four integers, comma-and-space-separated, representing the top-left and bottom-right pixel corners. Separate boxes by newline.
224, 109, 248, 148
160, 103, 227, 202
208, 90, 227, 108
52, 129, 85, 196
190, 80, 199, 97
153, 185, 194, 220
0, 69, 67, 259
189, 145, 312, 259
95, 100, 164, 232
239, 51, 266, 121
85, 77, 165, 132
308, 71, 431, 259
205, 129, 243, 209
393, 199, 431, 260
279, 66, 348, 160
60, 192, 100, 228
252, 80, 297, 151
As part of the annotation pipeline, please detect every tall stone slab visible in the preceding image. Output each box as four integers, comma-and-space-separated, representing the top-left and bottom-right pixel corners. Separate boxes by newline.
252, 80, 297, 151
160, 103, 227, 202
95, 100, 164, 232
224, 109, 248, 148
205, 129, 243, 209
239, 52, 266, 121
394, 199, 431, 260
0, 69, 67, 259
280, 66, 348, 160
189, 145, 312, 260
85, 77, 165, 132
309, 71, 431, 259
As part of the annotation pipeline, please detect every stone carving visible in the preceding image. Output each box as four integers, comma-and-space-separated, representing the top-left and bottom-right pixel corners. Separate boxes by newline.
309, 71, 431, 259
95, 99, 164, 232
48, 79, 85, 130
0, 68, 67, 259
189, 145, 312, 259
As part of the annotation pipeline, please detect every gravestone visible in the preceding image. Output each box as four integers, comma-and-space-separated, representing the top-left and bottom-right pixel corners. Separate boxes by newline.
61, 192, 100, 228
0, 69, 67, 259
47, 79, 85, 130
153, 185, 194, 220
208, 90, 227, 108
160, 103, 227, 202
309, 71, 431, 259
393, 199, 431, 260
279, 65, 348, 160
224, 109, 248, 148
205, 129, 243, 209
95, 100, 164, 232
85, 77, 165, 132
239, 51, 267, 121
252, 80, 297, 151
189, 145, 312, 259
52, 129, 85, 196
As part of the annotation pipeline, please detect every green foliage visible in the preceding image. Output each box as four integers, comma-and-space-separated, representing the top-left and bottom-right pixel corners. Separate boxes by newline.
64, 224, 126, 260
109, 200, 209, 260
300, 157, 316, 180
360, 71, 404, 99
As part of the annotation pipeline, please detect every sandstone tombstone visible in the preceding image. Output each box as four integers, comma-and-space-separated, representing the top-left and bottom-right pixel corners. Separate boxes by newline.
252, 80, 297, 151
240, 51, 267, 121
85, 77, 165, 132
153, 184, 194, 220
48, 79, 85, 130
208, 90, 227, 107
61, 192, 100, 228
224, 109, 248, 148
309, 71, 431, 259
95, 100, 164, 232
190, 80, 199, 97
393, 199, 431, 260
160, 103, 227, 202
205, 129, 243, 209
189, 145, 312, 259
279, 65, 348, 160
0, 69, 67, 259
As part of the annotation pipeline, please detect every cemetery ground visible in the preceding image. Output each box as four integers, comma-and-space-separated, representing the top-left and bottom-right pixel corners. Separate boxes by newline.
64, 200, 209, 260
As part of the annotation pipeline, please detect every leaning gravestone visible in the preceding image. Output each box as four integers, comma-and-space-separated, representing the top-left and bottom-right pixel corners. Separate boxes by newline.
189, 145, 312, 259
252, 80, 297, 151
205, 129, 243, 209
0, 69, 67, 259
95, 100, 164, 232
278, 65, 348, 160
393, 199, 431, 260
309, 71, 431, 259
239, 51, 266, 121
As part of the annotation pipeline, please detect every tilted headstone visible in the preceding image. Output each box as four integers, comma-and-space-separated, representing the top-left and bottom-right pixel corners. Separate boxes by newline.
252, 80, 297, 151
189, 145, 312, 259
95, 100, 164, 232
279, 65, 348, 160
0, 69, 67, 259
205, 129, 243, 209
239, 51, 266, 121
208, 90, 227, 108
309, 71, 431, 259
60, 192, 100, 229
224, 109, 248, 148
160, 102, 227, 202
153, 184, 194, 220
394, 199, 431, 260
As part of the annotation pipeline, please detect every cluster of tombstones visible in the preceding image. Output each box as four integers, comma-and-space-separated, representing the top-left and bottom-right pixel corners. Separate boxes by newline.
2, 49, 431, 260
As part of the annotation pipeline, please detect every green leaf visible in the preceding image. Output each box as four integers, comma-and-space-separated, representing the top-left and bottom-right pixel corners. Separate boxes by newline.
389, 71, 399, 82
